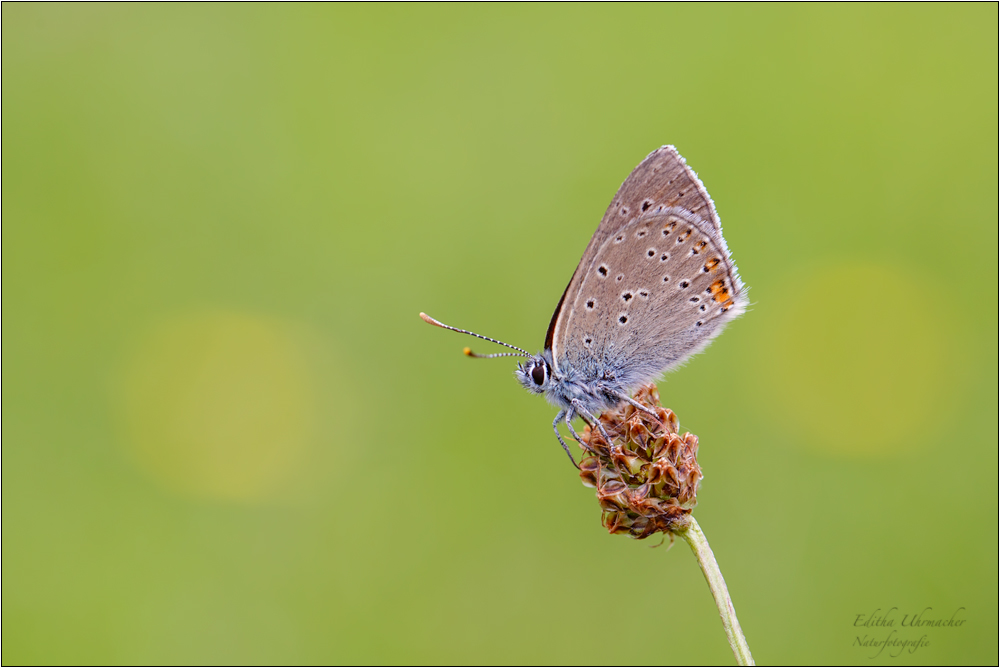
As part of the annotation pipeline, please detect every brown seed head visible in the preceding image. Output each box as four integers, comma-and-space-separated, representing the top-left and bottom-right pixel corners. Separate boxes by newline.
578, 383, 701, 539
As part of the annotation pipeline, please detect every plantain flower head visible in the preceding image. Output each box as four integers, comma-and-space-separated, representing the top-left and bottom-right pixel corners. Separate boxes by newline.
578, 384, 702, 539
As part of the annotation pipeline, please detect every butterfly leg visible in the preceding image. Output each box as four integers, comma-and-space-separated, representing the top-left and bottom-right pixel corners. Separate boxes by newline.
552, 410, 579, 468
564, 412, 597, 455
571, 399, 614, 450
604, 386, 660, 420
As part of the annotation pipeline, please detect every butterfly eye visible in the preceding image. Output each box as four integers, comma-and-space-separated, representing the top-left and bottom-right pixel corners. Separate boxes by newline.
531, 364, 546, 386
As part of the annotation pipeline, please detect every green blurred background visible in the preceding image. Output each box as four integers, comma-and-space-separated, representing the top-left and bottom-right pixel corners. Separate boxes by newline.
3, 4, 997, 665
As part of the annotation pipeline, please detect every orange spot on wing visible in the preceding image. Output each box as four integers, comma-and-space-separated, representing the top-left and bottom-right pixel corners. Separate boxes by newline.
709, 279, 731, 303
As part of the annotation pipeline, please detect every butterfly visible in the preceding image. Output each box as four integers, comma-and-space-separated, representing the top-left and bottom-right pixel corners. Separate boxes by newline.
421, 146, 747, 465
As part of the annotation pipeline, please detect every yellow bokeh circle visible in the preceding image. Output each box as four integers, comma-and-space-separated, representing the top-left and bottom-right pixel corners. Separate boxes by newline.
762, 263, 951, 456
115, 311, 318, 501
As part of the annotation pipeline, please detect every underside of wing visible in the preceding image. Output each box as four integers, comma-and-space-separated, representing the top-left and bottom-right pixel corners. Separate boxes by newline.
555, 208, 746, 388
547, 146, 742, 378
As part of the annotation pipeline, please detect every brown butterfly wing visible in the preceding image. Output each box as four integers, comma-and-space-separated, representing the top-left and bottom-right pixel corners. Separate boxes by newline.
545, 146, 745, 383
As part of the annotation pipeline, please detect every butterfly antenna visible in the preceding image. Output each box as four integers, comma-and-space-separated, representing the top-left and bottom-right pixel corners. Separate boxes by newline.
462, 348, 525, 359
419, 312, 531, 358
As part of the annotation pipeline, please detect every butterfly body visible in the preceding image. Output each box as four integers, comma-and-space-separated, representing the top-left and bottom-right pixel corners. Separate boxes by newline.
422, 145, 746, 464
515, 349, 621, 414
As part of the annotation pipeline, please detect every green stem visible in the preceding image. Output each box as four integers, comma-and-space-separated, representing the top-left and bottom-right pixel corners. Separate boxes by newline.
677, 516, 755, 666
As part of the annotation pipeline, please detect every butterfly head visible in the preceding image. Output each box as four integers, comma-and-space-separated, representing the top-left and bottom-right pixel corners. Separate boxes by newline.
516, 352, 554, 395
